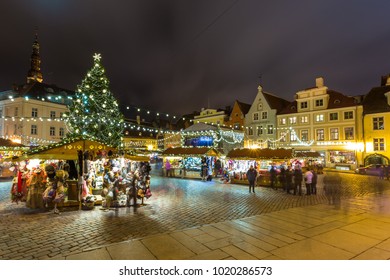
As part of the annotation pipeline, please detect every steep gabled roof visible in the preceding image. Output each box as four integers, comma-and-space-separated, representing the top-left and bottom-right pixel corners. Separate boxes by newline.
327, 90, 360, 109
362, 85, 390, 114
236, 100, 251, 115
278, 101, 297, 115
262, 92, 291, 113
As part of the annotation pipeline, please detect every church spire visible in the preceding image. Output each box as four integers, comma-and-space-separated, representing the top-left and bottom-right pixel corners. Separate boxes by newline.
27, 32, 43, 84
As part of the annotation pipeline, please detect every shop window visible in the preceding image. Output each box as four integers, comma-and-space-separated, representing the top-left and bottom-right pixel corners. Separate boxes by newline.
373, 138, 385, 151
373, 117, 384, 130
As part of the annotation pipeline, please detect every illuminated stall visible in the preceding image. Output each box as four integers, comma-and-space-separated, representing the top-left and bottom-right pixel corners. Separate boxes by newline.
161, 147, 222, 179
225, 148, 293, 185
0, 138, 27, 179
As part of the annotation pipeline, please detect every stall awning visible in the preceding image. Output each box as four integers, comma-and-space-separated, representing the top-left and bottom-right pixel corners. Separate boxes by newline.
294, 151, 322, 158
226, 148, 293, 160
14, 138, 116, 161
162, 147, 220, 157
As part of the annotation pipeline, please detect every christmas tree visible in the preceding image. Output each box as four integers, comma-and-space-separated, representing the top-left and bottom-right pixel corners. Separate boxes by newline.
64, 53, 124, 148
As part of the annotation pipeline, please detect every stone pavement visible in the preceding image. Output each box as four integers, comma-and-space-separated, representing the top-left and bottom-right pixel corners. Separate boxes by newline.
1, 171, 390, 260
63, 189, 390, 260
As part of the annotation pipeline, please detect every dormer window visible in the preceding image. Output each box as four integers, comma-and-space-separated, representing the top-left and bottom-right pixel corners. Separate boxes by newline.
334, 99, 341, 104
315, 99, 324, 107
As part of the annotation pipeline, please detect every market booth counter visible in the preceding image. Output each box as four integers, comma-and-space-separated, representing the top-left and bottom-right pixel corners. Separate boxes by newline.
12, 137, 119, 208
161, 147, 222, 179
225, 148, 293, 186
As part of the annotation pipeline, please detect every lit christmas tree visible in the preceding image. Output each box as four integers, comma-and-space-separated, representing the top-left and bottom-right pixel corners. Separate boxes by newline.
64, 53, 124, 148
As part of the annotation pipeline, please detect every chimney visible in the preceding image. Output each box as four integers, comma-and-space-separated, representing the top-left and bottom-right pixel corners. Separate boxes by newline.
316, 77, 324, 88
381, 74, 390, 86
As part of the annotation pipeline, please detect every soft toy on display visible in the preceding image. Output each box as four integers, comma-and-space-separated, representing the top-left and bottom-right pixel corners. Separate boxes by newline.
43, 165, 68, 214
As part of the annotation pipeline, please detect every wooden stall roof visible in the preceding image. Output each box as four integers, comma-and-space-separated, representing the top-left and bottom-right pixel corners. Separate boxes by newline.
16, 138, 116, 160
0, 138, 25, 149
162, 147, 220, 157
227, 148, 293, 159
294, 151, 322, 158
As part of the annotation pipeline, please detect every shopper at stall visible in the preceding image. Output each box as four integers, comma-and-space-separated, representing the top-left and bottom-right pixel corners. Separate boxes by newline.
285, 166, 293, 194
304, 169, 313, 195
311, 168, 318, 195
201, 163, 208, 181
293, 165, 303, 195
246, 165, 257, 193
165, 159, 172, 177
269, 165, 277, 190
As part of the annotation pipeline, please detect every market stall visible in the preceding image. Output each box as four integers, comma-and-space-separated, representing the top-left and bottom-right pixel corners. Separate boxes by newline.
225, 148, 293, 186
294, 151, 324, 173
9, 137, 152, 211
0, 138, 27, 179
161, 147, 223, 179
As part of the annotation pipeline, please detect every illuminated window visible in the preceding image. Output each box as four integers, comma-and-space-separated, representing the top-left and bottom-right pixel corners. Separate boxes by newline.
373, 138, 385, 151
50, 127, 56, 136
290, 132, 297, 142
279, 132, 286, 142
257, 125, 263, 136
315, 99, 324, 107
373, 117, 384, 130
315, 114, 324, 122
329, 112, 338, 121
289, 117, 297, 124
316, 129, 324, 141
267, 125, 273, 134
300, 116, 308, 123
31, 125, 37, 135
330, 128, 339, 140
279, 118, 286, 125
301, 130, 308, 141
344, 111, 353, 120
345, 127, 354, 140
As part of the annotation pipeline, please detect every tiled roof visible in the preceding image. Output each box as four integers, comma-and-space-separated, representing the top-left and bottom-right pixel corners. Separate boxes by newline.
362, 85, 390, 114
278, 101, 298, 115
262, 92, 291, 113
236, 100, 251, 115
327, 90, 359, 109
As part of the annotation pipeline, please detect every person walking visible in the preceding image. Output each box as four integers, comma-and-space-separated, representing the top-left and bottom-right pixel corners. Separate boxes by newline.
293, 165, 303, 195
246, 165, 257, 193
269, 165, 277, 190
311, 168, 318, 195
304, 169, 313, 195
165, 159, 172, 177
323, 172, 342, 208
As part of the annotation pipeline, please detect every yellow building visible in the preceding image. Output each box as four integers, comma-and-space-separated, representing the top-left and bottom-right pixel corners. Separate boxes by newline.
193, 108, 228, 126
360, 75, 390, 166
276, 77, 364, 170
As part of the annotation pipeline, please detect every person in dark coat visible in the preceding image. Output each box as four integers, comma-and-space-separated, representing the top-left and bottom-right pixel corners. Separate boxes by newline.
269, 165, 277, 190
246, 165, 257, 193
311, 169, 318, 195
293, 166, 303, 195
285, 166, 293, 194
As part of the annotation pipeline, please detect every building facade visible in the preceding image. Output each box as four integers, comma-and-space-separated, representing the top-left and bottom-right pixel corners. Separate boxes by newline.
225, 100, 251, 130
276, 77, 363, 169
360, 74, 390, 166
0, 34, 75, 146
244, 85, 290, 149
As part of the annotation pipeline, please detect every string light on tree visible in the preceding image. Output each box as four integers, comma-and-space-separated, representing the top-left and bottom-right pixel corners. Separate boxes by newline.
64, 53, 125, 148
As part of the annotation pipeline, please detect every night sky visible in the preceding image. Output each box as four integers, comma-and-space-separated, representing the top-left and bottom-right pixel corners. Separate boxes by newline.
1, 0, 390, 117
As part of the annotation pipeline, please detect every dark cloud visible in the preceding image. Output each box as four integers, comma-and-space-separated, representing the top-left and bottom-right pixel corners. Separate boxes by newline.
1, 0, 390, 116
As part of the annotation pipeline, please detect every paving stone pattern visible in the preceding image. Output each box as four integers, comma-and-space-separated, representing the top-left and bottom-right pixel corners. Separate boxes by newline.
0, 171, 389, 259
